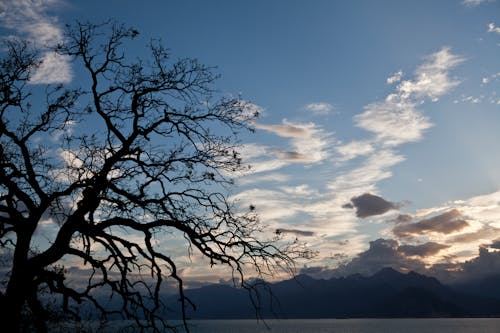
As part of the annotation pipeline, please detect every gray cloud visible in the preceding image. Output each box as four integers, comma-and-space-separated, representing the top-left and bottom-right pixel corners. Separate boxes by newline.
300, 239, 500, 285
490, 239, 500, 250
455, 247, 500, 283
343, 193, 400, 218
398, 242, 450, 257
254, 123, 311, 138
299, 266, 336, 279
391, 214, 413, 223
393, 209, 469, 238
274, 151, 309, 162
332, 238, 426, 277
276, 228, 315, 237
451, 225, 500, 244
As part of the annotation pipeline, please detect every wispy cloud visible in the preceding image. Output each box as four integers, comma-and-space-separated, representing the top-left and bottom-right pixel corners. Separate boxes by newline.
328, 150, 405, 194
237, 172, 289, 186
481, 72, 500, 85
232, 188, 308, 223
335, 140, 374, 162
254, 120, 332, 164
0, 0, 72, 83
397, 48, 464, 101
398, 242, 450, 257
305, 102, 334, 115
454, 95, 483, 104
355, 48, 463, 147
276, 228, 315, 237
462, 0, 492, 6
355, 99, 432, 146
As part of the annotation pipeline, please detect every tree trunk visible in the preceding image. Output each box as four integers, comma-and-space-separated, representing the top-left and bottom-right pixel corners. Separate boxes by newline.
3, 233, 35, 332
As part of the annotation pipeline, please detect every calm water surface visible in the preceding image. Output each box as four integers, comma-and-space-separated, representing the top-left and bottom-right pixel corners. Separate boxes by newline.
184, 318, 500, 333
51, 318, 500, 332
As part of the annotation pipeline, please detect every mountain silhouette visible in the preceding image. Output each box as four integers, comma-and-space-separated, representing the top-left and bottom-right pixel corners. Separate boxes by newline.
168, 268, 500, 319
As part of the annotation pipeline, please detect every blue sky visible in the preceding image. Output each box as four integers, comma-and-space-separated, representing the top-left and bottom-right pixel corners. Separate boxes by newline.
1, 0, 500, 284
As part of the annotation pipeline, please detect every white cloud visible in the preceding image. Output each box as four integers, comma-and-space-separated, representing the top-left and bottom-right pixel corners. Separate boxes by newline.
232, 188, 305, 222
235, 100, 265, 119
246, 157, 288, 174
355, 99, 432, 146
488, 23, 500, 34
0, 0, 72, 83
397, 48, 464, 101
30, 52, 72, 84
235, 120, 333, 178
354, 48, 463, 147
280, 184, 318, 197
328, 150, 405, 194
305, 102, 334, 115
335, 140, 374, 162
237, 172, 289, 186
387, 70, 404, 84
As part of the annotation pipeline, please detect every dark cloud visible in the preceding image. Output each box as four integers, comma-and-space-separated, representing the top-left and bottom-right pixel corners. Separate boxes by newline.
256, 123, 309, 137
332, 238, 426, 277
490, 239, 500, 250
275, 151, 309, 161
276, 228, 315, 237
398, 242, 450, 257
299, 266, 336, 279
391, 214, 413, 223
393, 209, 469, 238
454, 247, 500, 283
451, 225, 500, 243
299, 238, 500, 285
344, 193, 399, 218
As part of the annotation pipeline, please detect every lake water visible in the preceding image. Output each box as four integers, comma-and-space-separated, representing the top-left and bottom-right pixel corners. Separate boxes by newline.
183, 319, 500, 333
63, 318, 500, 332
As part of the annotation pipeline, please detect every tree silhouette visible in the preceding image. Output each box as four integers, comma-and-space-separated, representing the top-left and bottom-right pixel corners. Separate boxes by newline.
0, 22, 306, 333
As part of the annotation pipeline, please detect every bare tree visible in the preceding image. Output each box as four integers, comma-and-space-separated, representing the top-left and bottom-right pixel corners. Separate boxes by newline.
0, 22, 307, 333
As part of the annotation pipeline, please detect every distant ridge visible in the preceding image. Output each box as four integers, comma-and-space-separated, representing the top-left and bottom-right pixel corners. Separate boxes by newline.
168, 268, 500, 319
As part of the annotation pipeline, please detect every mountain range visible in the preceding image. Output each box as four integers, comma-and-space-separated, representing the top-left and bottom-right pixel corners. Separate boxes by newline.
168, 268, 500, 319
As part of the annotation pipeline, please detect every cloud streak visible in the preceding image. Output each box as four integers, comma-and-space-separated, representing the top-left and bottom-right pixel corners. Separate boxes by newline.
254, 119, 332, 164
276, 228, 315, 237
393, 209, 469, 238
462, 0, 491, 6
398, 242, 450, 257
355, 99, 432, 146
335, 140, 374, 162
